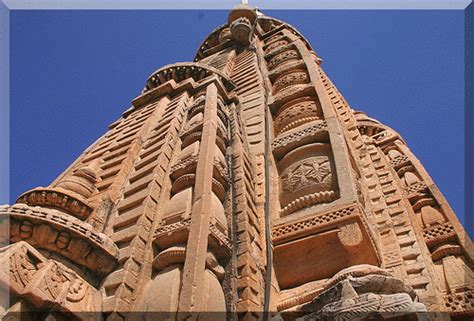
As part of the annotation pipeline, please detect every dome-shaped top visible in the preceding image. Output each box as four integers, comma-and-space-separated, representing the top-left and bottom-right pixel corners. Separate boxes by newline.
228, 4, 257, 24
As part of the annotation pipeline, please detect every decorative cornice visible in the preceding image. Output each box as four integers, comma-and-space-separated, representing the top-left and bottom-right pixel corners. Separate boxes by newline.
0, 204, 118, 275
272, 203, 359, 244
146, 62, 235, 92
131, 74, 238, 114
271, 121, 328, 158
17, 187, 93, 221
194, 23, 231, 61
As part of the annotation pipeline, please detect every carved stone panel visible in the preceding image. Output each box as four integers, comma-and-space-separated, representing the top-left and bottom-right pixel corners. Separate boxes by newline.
278, 143, 338, 216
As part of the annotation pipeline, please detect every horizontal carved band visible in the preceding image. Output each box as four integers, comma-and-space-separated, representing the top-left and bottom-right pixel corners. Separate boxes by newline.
146, 62, 235, 92
0, 204, 118, 275
272, 204, 358, 244
265, 38, 290, 55
411, 197, 436, 212
268, 60, 306, 81
153, 245, 187, 271
279, 116, 320, 135
271, 121, 328, 158
267, 49, 299, 70
275, 95, 323, 134
264, 35, 291, 53
155, 218, 191, 237
170, 156, 229, 185
280, 190, 337, 217
269, 84, 316, 114
431, 244, 463, 262
17, 188, 93, 221
181, 131, 228, 156
181, 118, 228, 142
272, 69, 309, 94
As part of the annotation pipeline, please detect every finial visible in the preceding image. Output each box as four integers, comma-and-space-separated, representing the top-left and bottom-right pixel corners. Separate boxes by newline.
241, 0, 249, 5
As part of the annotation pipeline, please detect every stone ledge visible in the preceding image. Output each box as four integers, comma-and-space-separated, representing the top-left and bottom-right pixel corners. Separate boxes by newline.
0, 204, 118, 275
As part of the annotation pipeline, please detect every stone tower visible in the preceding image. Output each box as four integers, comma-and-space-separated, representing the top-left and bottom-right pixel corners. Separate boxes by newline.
1, 5, 472, 321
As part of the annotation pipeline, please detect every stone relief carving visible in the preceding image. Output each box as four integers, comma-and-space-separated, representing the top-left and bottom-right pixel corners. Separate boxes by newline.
0, 241, 100, 317
272, 69, 309, 94
268, 49, 299, 70
265, 38, 290, 55
281, 156, 332, 193
2, 5, 472, 320
274, 96, 323, 135
278, 143, 338, 214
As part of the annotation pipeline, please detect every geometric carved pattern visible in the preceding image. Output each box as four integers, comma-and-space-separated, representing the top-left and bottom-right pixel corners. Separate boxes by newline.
271, 121, 327, 154
281, 156, 332, 193
272, 204, 357, 243
4, 6, 473, 319
423, 222, 456, 247
404, 182, 428, 195
389, 155, 410, 169
155, 218, 192, 236
272, 70, 309, 94
0, 242, 100, 315
268, 50, 299, 70
444, 291, 474, 314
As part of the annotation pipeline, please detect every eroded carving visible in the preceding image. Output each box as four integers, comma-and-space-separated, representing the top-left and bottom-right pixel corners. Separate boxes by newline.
278, 143, 338, 214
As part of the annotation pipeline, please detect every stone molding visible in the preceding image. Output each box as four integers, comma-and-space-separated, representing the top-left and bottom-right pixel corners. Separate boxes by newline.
0, 204, 118, 275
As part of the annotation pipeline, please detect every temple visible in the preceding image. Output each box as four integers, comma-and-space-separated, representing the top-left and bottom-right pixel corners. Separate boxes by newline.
1, 5, 473, 321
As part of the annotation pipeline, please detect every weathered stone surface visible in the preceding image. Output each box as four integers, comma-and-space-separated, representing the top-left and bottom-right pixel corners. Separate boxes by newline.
2, 5, 472, 321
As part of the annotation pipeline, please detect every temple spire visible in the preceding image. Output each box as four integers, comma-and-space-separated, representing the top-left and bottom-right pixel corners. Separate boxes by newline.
0, 7, 472, 321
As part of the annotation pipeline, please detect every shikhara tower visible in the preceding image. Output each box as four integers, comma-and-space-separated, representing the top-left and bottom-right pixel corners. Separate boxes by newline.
1, 5, 472, 321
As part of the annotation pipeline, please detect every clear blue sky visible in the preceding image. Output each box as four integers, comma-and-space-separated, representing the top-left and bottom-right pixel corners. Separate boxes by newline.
10, 10, 467, 232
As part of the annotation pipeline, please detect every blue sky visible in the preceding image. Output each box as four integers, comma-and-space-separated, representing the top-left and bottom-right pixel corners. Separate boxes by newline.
10, 10, 467, 232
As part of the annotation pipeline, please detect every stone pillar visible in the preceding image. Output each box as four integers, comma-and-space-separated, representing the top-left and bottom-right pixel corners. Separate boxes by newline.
178, 83, 220, 314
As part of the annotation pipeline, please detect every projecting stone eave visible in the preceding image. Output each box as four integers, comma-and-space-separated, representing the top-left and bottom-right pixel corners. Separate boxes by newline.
130, 72, 238, 113
145, 61, 235, 92
194, 23, 231, 62
0, 203, 119, 276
